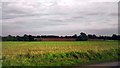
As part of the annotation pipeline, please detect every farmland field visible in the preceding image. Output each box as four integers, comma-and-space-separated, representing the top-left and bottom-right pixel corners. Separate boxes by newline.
2, 41, 120, 66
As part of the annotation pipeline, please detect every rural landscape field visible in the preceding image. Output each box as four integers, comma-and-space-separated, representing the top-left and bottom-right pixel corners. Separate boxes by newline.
2, 41, 120, 66
1, 0, 119, 67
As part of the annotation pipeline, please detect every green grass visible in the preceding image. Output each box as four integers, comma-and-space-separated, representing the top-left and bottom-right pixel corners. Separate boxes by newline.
2, 41, 120, 66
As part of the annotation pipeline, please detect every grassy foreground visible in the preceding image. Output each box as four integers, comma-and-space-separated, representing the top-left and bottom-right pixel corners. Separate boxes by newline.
2, 41, 120, 66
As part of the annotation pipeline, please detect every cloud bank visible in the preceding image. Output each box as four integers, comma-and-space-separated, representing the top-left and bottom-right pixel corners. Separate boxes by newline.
1, 0, 118, 36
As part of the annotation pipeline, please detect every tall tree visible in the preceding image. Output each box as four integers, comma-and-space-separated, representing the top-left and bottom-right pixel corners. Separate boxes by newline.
76, 32, 88, 41
23, 34, 29, 41
28, 35, 34, 41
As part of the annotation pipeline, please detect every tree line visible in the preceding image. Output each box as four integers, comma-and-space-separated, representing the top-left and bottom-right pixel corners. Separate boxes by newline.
1, 32, 120, 41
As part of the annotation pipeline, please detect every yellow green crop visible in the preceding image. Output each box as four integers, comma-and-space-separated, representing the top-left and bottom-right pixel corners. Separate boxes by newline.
2, 41, 120, 66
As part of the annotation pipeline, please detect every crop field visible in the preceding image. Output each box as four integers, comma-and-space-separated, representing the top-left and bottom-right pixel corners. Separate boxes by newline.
2, 41, 120, 66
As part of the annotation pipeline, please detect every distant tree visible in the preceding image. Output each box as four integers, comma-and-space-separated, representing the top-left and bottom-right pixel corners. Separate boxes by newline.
36, 35, 41, 38
88, 34, 93, 39
8, 35, 12, 41
1, 33, 119, 41
88, 34, 96, 39
47, 35, 59, 38
16, 35, 20, 41
7, 35, 16, 41
118, 35, 120, 40
92, 34, 97, 39
41, 35, 47, 38
60, 36, 63, 38
65, 35, 68, 38
112, 34, 117, 40
28, 35, 34, 41
76, 32, 88, 41
0, 36, 1, 41
72, 34, 77, 38
23, 34, 29, 41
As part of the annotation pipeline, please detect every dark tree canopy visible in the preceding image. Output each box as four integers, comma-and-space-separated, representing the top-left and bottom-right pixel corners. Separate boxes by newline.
76, 32, 88, 41
1, 32, 120, 41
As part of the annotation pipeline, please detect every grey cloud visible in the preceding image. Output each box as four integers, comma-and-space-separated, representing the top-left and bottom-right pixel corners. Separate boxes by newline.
2, 1, 118, 36
87, 12, 106, 16
2, 2, 28, 19
2, 2, 67, 20
109, 13, 118, 16
68, 27, 118, 36
88, 28, 118, 35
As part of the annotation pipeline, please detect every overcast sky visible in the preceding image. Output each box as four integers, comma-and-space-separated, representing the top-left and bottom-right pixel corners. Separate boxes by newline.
1, 0, 119, 36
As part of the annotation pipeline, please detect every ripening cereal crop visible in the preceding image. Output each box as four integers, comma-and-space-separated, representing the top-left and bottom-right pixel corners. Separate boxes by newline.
2, 41, 120, 66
